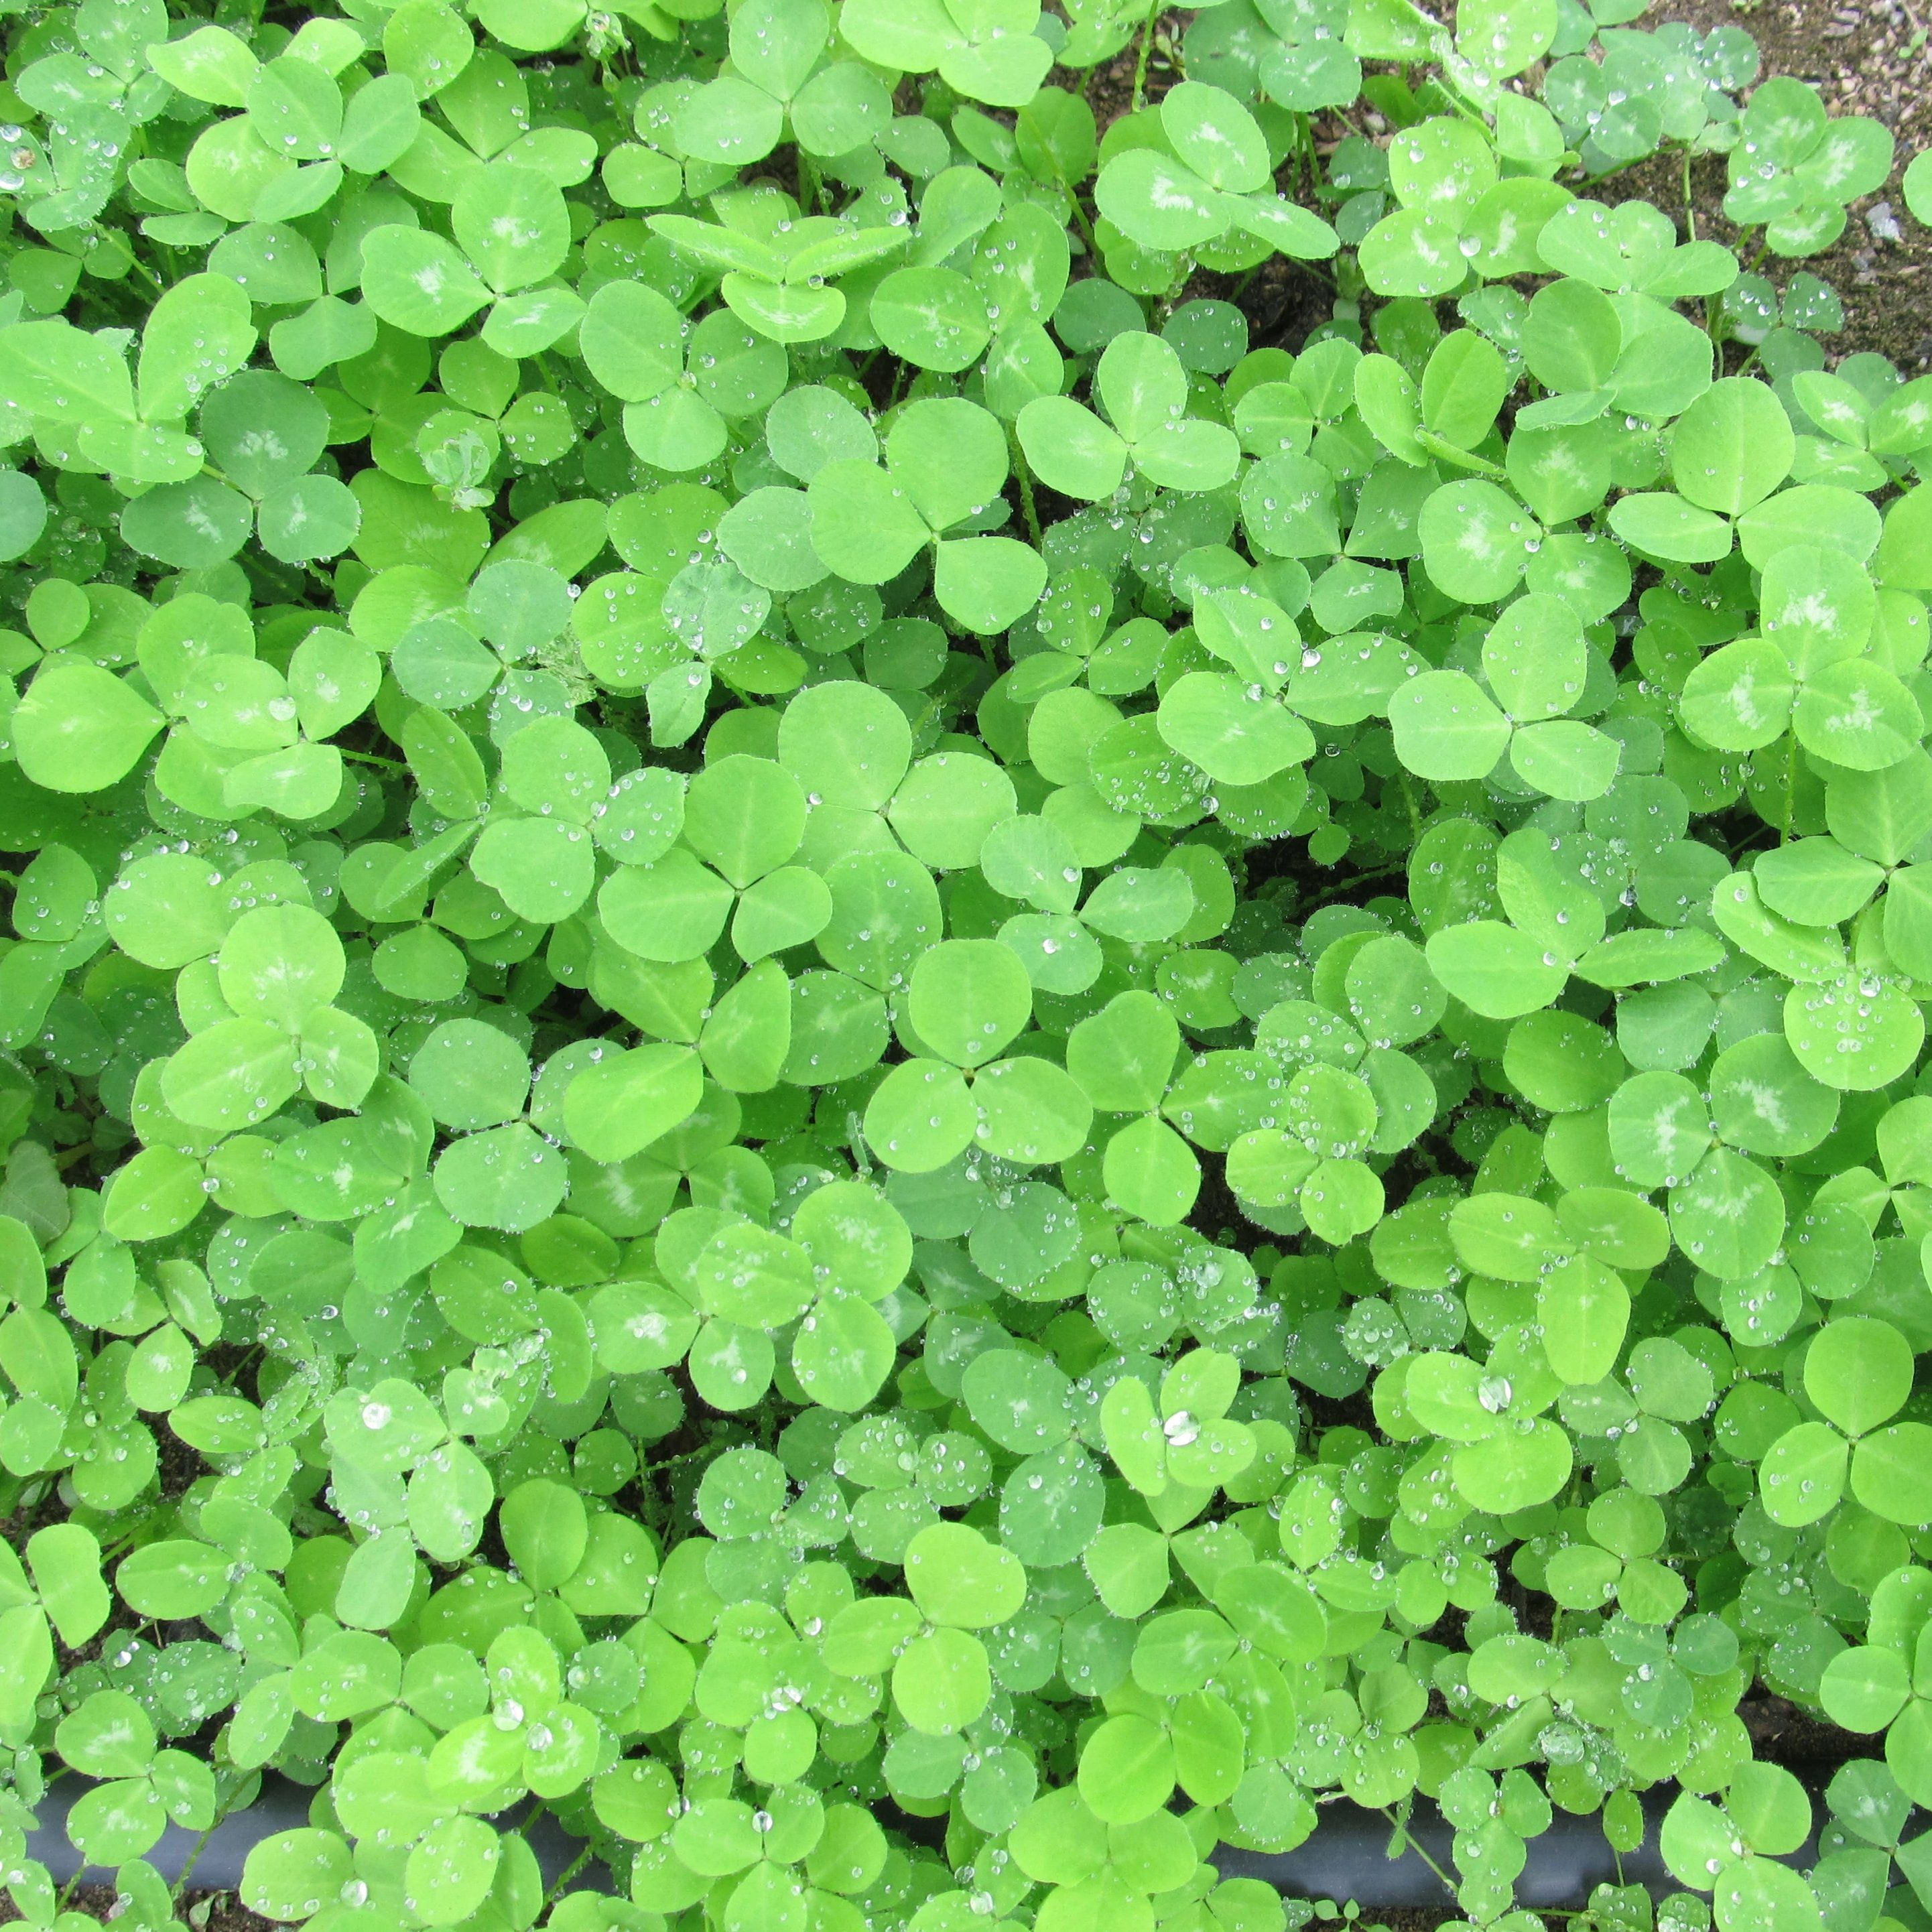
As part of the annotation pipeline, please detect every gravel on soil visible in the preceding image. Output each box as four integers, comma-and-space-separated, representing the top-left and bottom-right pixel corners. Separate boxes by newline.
1069, 0, 1932, 368
1651, 0, 1932, 369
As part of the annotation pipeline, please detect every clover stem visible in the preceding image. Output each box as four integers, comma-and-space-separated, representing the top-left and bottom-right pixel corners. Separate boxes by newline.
1300, 862, 1407, 908
120, 248, 167, 298
1009, 428, 1043, 548
1683, 148, 1697, 241
798, 147, 824, 215
219, 1345, 263, 1392
1378, 1804, 1458, 1896
543, 1844, 593, 1906
1131, 0, 1163, 113
340, 749, 408, 773
1155, 253, 1194, 327
170, 1820, 216, 1902
1066, 189, 1100, 258
1298, 112, 1321, 196
1396, 768, 1423, 846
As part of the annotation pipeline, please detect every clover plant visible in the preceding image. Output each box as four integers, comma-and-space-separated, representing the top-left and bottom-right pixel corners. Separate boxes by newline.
0, 4, 1928, 1932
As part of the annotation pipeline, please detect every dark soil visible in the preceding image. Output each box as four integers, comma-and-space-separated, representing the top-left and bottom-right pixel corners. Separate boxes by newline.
1655, 0, 1932, 369
1066, 0, 1932, 367
1740, 1692, 1873, 1770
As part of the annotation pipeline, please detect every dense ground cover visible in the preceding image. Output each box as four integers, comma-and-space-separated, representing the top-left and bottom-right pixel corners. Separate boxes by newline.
7, 1, 1932, 1930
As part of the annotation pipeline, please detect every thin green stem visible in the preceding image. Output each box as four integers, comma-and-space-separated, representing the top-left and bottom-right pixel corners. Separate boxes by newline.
1579, 159, 1641, 192
543, 1844, 594, 1906
1379, 1805, 1458, 1896
1064, 186, 1100, 257
1396, 769, 1424, 846
172, 1820, 217, 1902
1683, 147, 1697, 241
1009, 428, 1043, 548
1301, 861, 1407, 907
218, 1344, 263, 1393
1034, 143, 1101, 255
1298, 111, 1322, 197
119, 247, 168, 297
1154, 252, 1194, 327
340, 749, 407, 773
1131, 0, 1163, 113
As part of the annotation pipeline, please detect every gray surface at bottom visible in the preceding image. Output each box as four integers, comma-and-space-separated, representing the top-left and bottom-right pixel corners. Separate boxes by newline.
26, 1775, 1811, 1908
25, 1773, 607, 1894
1216, 1794, 1661, 1907
1216, 1787, 1820, 1907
